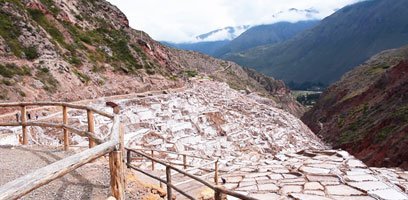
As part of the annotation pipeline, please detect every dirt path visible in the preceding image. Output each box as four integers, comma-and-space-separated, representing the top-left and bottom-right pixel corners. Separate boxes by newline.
0, 145, 163, 200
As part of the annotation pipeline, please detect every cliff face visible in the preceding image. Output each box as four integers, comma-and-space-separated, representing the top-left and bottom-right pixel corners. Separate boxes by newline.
302, 45, 408, 169
0, 0, 303, 116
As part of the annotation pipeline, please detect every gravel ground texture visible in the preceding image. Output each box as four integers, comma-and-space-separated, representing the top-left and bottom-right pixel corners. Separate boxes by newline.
0, 145, 162, 200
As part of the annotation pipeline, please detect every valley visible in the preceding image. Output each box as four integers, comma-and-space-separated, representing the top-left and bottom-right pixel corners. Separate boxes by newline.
0, 0, 408, 199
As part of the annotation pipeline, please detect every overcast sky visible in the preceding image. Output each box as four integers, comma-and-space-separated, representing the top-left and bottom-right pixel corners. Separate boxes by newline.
107, 0, 363, 43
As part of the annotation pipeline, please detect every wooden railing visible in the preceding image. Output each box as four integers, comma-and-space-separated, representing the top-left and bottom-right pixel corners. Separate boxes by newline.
0, 102, 125, 200
126, 148, 257, 200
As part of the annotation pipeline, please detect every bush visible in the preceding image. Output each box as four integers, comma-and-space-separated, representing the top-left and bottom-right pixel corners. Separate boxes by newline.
72, 68, 90, 83
79, 35, 92, 44
70, 57, 82, 66
0, 63, 29, 78
1, 79, 12, 86
35, 69, 58, 93
24, 47, 38, 60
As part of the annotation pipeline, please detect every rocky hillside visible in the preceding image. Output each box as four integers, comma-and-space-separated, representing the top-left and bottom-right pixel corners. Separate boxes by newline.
302, 45, 408, 169
224, 0, 408, 89
0, 0, 303, 116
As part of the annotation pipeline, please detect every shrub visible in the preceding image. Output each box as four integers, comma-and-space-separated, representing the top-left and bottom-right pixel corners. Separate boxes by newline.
0, 89, 8, 100
92, 65, 106, 73
0, 64, 14, 78
35, 69, 58, 93
24, 47, 38, 60
1, 79, 12, 86
79, 35, 92, 44
72, 68, 90, 83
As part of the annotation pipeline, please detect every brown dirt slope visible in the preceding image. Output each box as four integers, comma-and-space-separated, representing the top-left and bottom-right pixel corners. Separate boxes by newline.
0, 0, 303, 116
302, 45, 408, 169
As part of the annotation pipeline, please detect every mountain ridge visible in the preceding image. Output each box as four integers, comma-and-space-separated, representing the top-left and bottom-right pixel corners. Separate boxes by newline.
302, 45, 408, 169
224, 0, 408, 88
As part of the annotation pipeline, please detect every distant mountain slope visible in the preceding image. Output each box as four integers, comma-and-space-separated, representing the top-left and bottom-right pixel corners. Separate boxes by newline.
161, 40, 229, 57
302, 45, 408, 169
195, 25, 250, 41
0, 0, 303, 116
224, 0, 408, 88
214, 20, 319, 58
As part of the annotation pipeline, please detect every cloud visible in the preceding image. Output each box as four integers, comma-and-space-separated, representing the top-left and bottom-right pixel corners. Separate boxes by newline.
107, 0, 364, 43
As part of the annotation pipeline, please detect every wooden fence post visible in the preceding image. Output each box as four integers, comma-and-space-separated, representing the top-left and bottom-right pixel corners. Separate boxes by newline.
87, 109, 95, 148
109, 150, 125, 200
214, 189, 222, 200
126, 150, 131, 166
183, 154, 187, 169
166, 166, 172, 200
63, 106, 69, 151
151, 150, 155, 171
214, 159, 219, 185
21, 106, 27, 145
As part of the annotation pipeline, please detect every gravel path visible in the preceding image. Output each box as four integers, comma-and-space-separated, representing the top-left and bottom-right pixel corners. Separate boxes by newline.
0, 145, 159, 200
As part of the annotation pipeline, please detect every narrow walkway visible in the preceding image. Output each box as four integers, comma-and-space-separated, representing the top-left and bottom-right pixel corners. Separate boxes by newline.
0, 145, 111, 200
0, 145, 155, 200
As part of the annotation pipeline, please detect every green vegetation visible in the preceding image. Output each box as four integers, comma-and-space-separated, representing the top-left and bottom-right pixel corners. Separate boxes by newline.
389, 106, 408, 123
0, 89, 8, 100
72, 68, 90, 83
92, 65, 106, 73
228, 82, 244, 91
23, 47, 38, 60
0, 10, 26, 58
376, 126, 395, 142
1, 79, 12, 86
183, 70, 197, 78
28, 8, 64, 43
35, 68, 58, 93
16, 89, 25, 97
39, 0, 61, 16
0, 63, 31, 78
293, 91, 321, 106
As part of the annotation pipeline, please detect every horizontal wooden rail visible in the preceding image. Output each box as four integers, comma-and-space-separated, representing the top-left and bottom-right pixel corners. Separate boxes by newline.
0, 102, 114, 119
126, 164, 196, 200
160, 160, 217, 180
134, 148, 213, 161
126, 149, 257, 200
0, 139, 118, 200
0, 122, 104, 144
0, 102, 124, 200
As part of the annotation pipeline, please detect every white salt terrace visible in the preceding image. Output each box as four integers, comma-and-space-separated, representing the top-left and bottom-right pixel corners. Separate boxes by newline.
1, 80, 408, 199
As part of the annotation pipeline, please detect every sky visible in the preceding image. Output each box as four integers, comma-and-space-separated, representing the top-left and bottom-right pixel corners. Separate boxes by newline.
107, 0, 363, 43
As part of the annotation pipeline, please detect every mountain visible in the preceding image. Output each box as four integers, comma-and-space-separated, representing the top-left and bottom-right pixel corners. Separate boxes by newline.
302, 45, 408, 169
160, 40, 229, 57
195, 25, 250, 41
0, 0, 303, 116
214, 20, 319, 58
162, 25, 250, 57
164, 21, 318, 58
224, 0, 408, 89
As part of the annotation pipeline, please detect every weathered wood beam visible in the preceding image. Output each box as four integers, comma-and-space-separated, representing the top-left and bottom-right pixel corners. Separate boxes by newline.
215, 159, 219, 185
63, 106, 69, 151
126, 163, 196, 200
130, 148, 213, 161
109, 151, 125, 200
0, 140, 117, 200
0, 102, 114, 119
21, 106, 27, 145
166, 166, 172, 200
87, 109, 96, 148
0, 122, 104, 144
